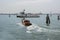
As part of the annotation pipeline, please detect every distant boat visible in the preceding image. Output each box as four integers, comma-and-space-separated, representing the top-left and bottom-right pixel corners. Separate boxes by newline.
17, 13, 40, 18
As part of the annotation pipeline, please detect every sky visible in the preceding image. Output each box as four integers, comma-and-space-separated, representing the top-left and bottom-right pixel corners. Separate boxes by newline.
0, 0, 60, 13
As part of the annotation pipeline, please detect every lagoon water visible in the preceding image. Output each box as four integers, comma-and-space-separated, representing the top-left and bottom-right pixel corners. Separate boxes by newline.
0, 15, 60, 40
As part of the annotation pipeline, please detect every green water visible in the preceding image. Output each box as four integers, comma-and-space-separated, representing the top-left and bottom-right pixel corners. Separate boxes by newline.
0, 15, 60, 40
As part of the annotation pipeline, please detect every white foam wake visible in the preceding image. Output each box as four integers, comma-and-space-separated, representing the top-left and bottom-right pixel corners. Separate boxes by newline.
26, 23, 49, 33
26, 23, 60, 33
16, 23, 60, 33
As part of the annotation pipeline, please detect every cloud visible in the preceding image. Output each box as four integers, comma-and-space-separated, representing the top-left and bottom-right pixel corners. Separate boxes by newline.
0, 0, 60, 13
16, 0, 52, 5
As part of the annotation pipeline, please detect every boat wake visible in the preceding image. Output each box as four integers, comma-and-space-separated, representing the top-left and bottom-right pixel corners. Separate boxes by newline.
17, 23, 60, 34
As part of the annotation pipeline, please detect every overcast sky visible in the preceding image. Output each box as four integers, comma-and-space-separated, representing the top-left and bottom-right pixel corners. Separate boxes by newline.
0, 0, 60, 13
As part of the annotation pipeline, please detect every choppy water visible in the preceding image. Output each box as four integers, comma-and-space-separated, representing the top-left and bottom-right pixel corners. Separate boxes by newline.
0, 15, 60, 40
